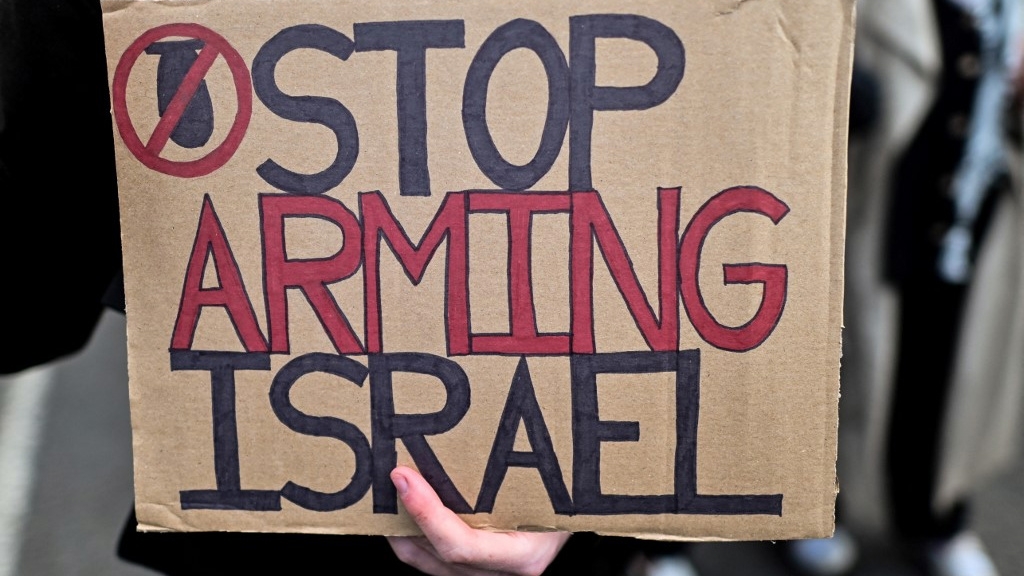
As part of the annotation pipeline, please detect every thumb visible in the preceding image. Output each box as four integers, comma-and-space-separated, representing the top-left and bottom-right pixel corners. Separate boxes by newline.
391, 466, 477, 549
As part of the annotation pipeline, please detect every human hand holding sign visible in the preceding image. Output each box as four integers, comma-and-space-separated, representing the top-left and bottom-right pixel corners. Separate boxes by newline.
387, 467, 571, 576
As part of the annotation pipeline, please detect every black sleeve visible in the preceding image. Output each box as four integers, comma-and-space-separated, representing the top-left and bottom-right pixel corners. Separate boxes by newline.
0, 0, 124, 374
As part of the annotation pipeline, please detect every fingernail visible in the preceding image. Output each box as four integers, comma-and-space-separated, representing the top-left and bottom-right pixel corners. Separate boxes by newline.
392, 471, 409, 495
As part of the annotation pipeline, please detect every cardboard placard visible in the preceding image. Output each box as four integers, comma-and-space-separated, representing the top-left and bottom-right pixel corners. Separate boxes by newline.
102, 0, 853, 540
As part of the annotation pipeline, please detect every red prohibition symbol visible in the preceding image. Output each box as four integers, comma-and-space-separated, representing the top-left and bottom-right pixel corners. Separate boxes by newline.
112, 23, 252, 178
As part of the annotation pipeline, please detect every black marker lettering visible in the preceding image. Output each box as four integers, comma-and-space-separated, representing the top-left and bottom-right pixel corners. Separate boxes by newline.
253, 24, 359, 195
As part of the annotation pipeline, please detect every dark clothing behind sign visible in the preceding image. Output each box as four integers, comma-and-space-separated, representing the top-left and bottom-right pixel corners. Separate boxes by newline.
117, 509, 618, 576
0, 0, 123, 374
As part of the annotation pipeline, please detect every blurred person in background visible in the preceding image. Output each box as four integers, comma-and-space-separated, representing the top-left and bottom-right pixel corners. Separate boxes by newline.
787, 0, 1024, 575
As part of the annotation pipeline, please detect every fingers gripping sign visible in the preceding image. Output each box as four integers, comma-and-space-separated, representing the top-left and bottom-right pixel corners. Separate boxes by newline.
387, 467, 570, 576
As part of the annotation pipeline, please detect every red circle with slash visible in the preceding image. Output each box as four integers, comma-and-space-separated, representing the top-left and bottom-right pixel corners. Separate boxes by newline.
112, 23, 252, 178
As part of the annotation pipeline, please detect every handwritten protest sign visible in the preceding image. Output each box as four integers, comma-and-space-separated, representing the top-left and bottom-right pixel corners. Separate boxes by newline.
102, 0, 854, 540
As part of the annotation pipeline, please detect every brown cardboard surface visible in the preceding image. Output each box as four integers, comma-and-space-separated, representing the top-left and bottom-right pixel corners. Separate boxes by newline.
102, 0, 854, 540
